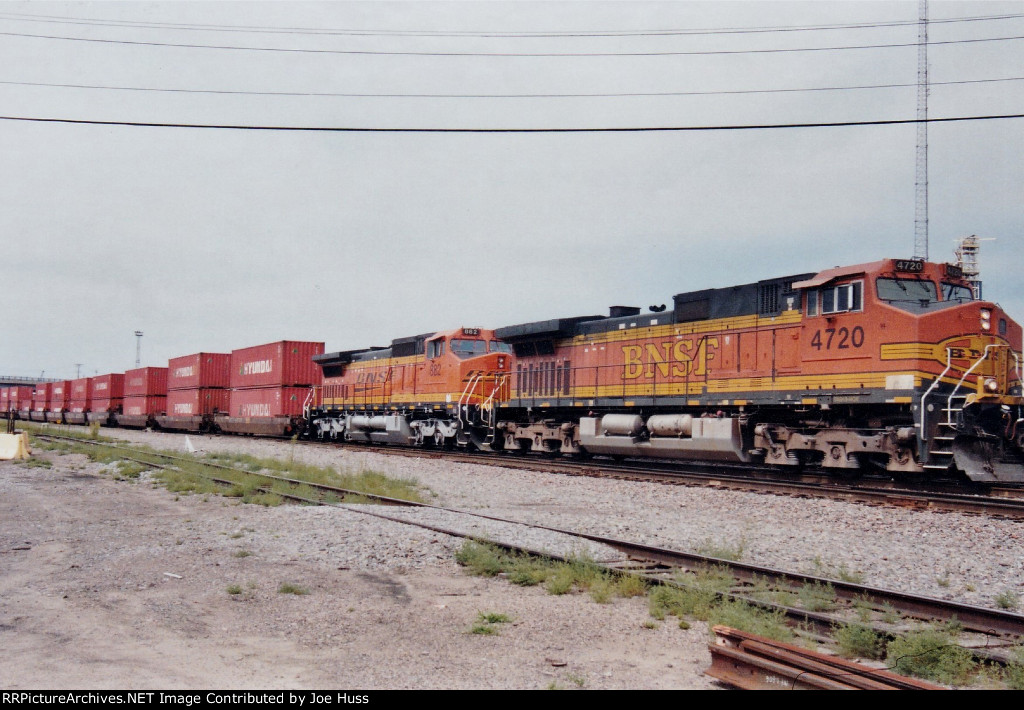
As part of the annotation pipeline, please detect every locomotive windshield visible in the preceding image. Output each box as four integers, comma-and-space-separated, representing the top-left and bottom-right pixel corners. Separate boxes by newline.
488, 341, 512, 353
450, 339, 487, 358
876, 277, 938, 304
942, 283, 974, 302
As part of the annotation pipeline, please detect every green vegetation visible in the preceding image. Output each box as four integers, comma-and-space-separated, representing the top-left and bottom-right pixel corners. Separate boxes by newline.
796, 580, 837, 612
886, 624, 977, 686
565, 672, 586, 688
695, 536, 746, 562
834, 623, 885, 660
454, 540, 652, 604
707, 599, 793, 642
470, 611, 511, 635
808, 556, 864, 584
1003, 648, 1024, 690
277, 582, 309, 595
23, 424, 424, 507
16, 457, 52, 469
233, 549, 253, 558
995, 590, 1019, 610
226, 584, 243, 595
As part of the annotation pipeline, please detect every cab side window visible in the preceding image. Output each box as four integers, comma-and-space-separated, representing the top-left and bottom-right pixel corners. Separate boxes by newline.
806, 289, 818, 316
822, 281, 863, 314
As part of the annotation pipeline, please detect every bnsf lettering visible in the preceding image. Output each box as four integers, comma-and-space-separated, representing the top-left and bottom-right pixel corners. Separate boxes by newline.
173, 403, 194, 414
622, 338, 719, 379
356, 371, 389, 384
241, 360, 274, 376
174, 366, 195, 378
96, 382, 107, 391
239, 403, 271, 417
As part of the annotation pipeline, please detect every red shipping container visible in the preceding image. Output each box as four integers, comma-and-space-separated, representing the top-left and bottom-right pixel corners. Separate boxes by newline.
50, 380, 72, 409
33, 383, 52, 411
166, 388, 230, 416
229, 341, 324, 390
0, 388, 7, 410
8, 386, 34, 412
228, 386, 310, 418
92, 373, 125, 400
167, 353, 231, 390
91, 398, 122, 413
124, 367, 168, 397
122, 396, 167, 417
68, 377, 94, 412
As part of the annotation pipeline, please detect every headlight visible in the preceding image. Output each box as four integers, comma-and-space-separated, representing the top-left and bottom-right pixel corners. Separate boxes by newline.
985, 377, 999, 392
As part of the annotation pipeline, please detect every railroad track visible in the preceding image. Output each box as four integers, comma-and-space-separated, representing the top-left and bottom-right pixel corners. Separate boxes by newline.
24, 424, 1024, 519
31, 432, 1024, 670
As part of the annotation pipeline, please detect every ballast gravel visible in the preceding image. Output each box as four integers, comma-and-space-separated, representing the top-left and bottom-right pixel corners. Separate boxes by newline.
2, 426, 1022, 689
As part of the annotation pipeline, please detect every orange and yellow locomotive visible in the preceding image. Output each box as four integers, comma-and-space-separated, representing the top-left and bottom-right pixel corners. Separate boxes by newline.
312, 327, 511, 449
493, 258, 1023, 482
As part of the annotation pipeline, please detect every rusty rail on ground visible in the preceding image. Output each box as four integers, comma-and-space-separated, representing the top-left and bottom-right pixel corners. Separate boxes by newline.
706, 626, 944, 690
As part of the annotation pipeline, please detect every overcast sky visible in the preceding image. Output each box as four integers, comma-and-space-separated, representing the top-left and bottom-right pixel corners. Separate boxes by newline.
2, 0, 1022, 379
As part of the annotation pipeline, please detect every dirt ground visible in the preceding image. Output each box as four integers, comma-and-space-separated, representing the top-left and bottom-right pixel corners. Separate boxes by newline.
0, 446, 718, 690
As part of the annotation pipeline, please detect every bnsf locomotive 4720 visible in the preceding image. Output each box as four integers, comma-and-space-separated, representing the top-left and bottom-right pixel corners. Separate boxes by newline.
5, 256, 1022, 484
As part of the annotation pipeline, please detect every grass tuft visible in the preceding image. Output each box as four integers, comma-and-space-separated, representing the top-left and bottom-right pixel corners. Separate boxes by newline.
834, 623, 885, 659
886, 626, 977, 686
277, 582, 309, 595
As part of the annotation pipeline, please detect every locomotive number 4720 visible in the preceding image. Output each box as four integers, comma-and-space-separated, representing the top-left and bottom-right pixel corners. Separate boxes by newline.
810, 326, 865, 350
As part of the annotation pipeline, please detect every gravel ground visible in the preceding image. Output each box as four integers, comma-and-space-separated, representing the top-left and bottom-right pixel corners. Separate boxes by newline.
116, 428, 1024, 608
3, 426, 1023, 689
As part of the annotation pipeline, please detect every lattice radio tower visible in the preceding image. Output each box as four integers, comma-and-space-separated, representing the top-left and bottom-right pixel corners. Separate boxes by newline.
914, 0, 930, 261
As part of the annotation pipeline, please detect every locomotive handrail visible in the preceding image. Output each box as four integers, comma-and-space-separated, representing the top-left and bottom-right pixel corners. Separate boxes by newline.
457, 372, 484, 428
480, 372, 508, 428
947, 344, 1007, 425
302, 386, 317, 419
919, 348, 953, 443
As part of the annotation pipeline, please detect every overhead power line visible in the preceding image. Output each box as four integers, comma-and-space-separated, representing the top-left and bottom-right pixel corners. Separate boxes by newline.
2, 29, 1022, 57
3, 76, 1022, 99
1, 10, 1022, 38
1, 113, 1021, 133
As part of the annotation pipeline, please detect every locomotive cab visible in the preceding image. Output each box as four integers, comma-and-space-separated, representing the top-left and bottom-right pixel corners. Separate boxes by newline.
792, 258, 1023, 481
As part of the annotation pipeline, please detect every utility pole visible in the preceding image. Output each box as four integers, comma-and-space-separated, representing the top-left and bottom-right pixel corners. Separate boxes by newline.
914, 0, 929, 261
75, 363, 82, 378
134, 331, 144, 367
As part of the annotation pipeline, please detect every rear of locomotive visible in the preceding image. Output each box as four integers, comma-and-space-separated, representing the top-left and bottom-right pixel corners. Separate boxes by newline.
310, 327, 512, 449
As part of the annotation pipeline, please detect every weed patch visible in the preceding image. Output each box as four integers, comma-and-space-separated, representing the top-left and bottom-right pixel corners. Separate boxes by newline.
886, 626, 977, 686
277, 582, 309, 595
834, 623, 884, 659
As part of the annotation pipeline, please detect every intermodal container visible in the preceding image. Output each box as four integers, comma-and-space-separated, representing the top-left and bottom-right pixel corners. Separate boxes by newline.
167, 353, 231, 390
124, 367, 168, 397
229, 341, 324, 390
122, 395, 167, 417
8, 386, 34, 412
33, 383, 52, 411
9, 385, 33, 407
91, 398, 121, 414
92, 373, 125, 400
166, 388, 230, 416
228, 386, 310, 418
0, 388, 8, 411
68, 377, 94, 412
50, 380, 73, 410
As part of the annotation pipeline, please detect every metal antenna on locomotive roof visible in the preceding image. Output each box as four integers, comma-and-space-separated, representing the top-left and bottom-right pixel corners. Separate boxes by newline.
913, 0, 930, 261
